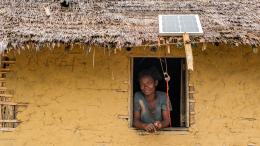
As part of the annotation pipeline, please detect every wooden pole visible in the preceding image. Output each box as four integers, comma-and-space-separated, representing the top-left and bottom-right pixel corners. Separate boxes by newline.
183, 33, 194, 71
166, 39, 170, 54
0, 54, 2, 128
0, 103, 2, 128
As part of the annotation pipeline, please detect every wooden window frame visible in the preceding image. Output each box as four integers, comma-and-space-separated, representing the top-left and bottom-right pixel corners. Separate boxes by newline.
128, 56, 191, 132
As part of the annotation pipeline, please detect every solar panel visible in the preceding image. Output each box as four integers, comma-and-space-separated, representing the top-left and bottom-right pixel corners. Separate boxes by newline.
159, 15, 203, 36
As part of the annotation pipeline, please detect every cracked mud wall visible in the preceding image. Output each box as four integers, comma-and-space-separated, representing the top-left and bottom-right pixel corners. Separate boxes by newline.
190, 45, 260, 146
0, 44, 259, 146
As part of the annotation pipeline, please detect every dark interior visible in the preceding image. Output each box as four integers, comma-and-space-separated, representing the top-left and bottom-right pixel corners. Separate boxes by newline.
133, 57, 186, 127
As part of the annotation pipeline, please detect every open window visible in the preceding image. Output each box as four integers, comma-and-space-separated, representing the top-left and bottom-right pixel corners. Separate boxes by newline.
130, 57, 189, 130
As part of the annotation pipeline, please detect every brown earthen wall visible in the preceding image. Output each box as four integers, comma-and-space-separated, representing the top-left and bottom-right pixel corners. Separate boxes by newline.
0, 44, 259, 146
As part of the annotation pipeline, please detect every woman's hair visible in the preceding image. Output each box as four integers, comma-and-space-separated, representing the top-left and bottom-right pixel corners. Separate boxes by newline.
138, 66, 162, 81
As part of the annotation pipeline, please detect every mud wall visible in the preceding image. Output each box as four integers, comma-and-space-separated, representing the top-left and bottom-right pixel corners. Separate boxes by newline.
0, 44, 259, 146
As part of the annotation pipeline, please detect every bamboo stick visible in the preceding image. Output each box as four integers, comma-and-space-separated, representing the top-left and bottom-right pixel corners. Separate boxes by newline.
0, 120, 21, 123
0, 69, 11, 72
0, 87, 8, 90
0, 127, 15, 132
0, 61, 15, 64
0, 78, 6, 81
0, 94, 13, 98
0, 101, 28, 106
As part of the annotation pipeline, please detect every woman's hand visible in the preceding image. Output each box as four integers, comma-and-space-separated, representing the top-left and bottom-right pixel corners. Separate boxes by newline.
143, 123, 157, 132
153, 121, 162, 130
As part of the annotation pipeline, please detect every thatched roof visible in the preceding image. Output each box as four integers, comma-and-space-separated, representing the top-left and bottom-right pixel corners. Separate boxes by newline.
0, 0, 259, 50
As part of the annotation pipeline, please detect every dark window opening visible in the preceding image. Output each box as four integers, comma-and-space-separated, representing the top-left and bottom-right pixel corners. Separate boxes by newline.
132, 57, 188, 128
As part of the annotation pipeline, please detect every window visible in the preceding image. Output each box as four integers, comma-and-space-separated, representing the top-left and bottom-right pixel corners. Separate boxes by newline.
129, 57, 190, 131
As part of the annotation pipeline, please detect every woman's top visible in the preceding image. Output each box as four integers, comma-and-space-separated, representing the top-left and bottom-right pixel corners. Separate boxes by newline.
134, 91, 172, 123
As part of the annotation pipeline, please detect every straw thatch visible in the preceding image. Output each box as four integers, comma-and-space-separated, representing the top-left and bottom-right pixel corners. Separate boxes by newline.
0, 0, 259, 51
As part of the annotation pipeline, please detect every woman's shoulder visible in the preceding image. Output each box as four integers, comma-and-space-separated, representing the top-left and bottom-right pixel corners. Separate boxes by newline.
156, 91, 167, 100
134, 91, 144, 99
156, 91, 167, 97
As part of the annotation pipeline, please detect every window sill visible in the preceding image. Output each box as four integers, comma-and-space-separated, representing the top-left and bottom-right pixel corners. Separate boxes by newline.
130, 127, 190, 135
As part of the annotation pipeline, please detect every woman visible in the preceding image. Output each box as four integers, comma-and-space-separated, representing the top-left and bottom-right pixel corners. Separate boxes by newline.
133, 67, 172, 132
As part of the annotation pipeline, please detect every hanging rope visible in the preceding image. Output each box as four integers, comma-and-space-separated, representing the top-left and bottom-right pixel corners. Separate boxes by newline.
159, 58, 172, 127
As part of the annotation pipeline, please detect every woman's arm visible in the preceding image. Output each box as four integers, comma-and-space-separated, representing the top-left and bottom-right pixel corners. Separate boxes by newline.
133, 111, 145, 129
133, 111, 157, 132
154, 110, 171, 129
161, 110, 171, 128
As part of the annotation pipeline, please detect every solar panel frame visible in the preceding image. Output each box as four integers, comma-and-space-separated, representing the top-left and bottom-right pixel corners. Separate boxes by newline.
159, 14, 203, 36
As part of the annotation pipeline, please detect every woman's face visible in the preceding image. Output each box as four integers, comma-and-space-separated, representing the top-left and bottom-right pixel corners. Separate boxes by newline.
139, 75, 158, 96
